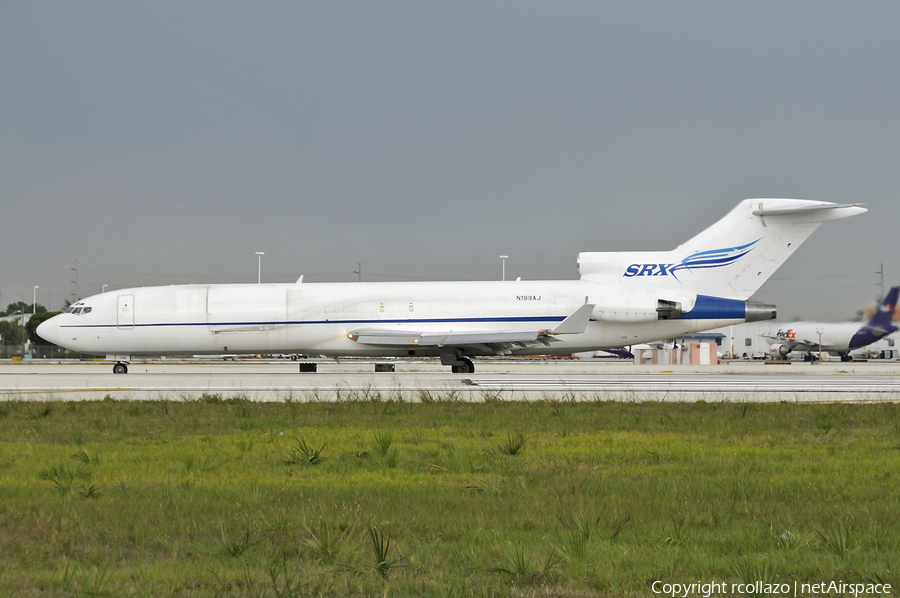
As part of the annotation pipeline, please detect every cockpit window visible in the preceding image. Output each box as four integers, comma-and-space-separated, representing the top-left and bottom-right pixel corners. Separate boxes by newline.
65, 302, 91, 315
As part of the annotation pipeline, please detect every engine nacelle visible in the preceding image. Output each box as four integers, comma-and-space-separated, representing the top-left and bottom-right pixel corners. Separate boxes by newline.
769, 343, 791, 357
594, 298, 683, 322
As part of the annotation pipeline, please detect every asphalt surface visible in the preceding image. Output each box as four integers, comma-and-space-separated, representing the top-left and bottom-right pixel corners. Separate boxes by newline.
2, 358, 900, 402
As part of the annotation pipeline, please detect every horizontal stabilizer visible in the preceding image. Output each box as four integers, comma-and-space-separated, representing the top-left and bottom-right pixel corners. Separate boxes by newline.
752, 203, 865, 218
552, 303, 595, 334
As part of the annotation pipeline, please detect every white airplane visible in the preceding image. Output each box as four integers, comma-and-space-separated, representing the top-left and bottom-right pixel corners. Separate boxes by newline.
38, 198, 865, 374
763, 286, 899, 361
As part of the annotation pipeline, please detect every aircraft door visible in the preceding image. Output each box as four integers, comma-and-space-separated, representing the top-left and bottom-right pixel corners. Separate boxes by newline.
117, 294, 135, 329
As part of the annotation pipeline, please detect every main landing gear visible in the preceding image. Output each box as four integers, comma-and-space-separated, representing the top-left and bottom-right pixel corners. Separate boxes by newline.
450, 358, 475, 374
113, 362, 129, 374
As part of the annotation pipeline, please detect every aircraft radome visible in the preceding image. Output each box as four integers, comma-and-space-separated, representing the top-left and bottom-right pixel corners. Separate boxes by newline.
37, 199, 866, 374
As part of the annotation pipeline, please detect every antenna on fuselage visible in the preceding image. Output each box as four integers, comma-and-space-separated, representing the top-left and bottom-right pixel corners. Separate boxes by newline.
296, 275, 304, 284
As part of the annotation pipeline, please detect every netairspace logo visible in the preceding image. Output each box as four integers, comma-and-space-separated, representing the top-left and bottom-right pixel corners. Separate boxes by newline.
624, 240, 759, 281
651, 580, 892, 597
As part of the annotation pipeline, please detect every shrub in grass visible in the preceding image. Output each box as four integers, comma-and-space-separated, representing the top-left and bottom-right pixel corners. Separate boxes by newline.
554, 514, 601, 564
215, 520, 257, 558
71, 450, 98, 465
283, 438, 327, 466
498, 433, 527, 456
38, 463, 77, 495
659, 515, 690, 547
814, 520, 850, 560
370, 430, 394, 457
265, 549, 303, 598
26, 403, 54, 420
370, 430, 403, 468
76, 561, 114, 598
302, 520, 355, 563
78, 482, 101, 499
366, 525, 404, 579
490, 542, 559, 583
730, 557, 777, 597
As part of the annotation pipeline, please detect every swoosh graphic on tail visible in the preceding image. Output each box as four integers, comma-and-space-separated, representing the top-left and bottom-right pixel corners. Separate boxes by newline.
669, 239, 759, 280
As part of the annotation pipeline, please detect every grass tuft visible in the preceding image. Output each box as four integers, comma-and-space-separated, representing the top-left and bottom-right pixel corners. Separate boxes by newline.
302, 520, 354, 563
366, 525, 404, 579
283, 438, 327, 466
214, 520, 257, 558
730, 557, 777, 597
370, 430, 395, 457
498, 432, 527, 456
814, 520, 850, 560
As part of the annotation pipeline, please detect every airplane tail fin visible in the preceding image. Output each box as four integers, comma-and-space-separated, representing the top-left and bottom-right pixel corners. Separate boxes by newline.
578, 199, 867, 300
865, 286, 899, 330
849, 286, 899, 349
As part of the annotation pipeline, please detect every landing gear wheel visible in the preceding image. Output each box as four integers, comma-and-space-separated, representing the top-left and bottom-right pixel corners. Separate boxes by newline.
113, 363, 128, 374
840, 354, 852, 362
452, 358, 474, 374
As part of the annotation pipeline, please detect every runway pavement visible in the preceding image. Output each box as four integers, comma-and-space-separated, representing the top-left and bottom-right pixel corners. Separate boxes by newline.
2, 358, 899, 402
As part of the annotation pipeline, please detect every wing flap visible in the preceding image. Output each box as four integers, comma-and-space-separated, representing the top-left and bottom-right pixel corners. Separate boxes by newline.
348, 304, 595, 350
349, 329, 550, 347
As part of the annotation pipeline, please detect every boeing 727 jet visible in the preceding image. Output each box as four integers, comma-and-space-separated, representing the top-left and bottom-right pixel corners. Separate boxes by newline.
763, 286, 899, 361
37, 198, 866, 373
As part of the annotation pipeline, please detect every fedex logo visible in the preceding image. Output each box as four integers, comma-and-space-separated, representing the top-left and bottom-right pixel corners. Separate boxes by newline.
622, 240, 760, 281
776, 329, 796, 339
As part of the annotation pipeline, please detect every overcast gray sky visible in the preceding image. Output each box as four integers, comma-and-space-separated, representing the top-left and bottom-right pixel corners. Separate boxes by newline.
1, 1, 897, 320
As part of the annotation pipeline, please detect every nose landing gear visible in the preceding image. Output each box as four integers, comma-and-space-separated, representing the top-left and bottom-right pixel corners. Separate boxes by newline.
113, 362, 129, 374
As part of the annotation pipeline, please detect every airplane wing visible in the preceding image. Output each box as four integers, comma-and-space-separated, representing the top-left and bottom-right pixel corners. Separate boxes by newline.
348, 304, 594, 354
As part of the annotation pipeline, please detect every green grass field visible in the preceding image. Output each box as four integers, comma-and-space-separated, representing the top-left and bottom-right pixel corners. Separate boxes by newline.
1, 394, 899, 597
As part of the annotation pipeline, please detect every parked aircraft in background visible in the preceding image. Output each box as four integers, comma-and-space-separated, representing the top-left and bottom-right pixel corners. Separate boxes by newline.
763, 286, 899, 361
37, 199, 865, 373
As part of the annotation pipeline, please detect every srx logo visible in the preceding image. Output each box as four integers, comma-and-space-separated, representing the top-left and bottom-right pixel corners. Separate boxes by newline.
624, 264, 673, 277
622, 240, 760, 281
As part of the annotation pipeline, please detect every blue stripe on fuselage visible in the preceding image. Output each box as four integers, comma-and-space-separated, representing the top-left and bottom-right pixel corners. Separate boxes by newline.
675, 295, 746, 320
58, 315, 569, 330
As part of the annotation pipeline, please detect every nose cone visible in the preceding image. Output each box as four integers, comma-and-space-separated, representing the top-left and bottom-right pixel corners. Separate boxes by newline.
36, 316, 60, 345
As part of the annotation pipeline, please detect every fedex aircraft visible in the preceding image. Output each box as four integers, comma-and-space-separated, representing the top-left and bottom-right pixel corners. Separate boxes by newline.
37, 198, 865, 374
763, 286, 899, 361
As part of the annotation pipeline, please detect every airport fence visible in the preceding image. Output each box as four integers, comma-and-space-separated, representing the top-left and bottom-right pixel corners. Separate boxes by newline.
0, 345, 77, 360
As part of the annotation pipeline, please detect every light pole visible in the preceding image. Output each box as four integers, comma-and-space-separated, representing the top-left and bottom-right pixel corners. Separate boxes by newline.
33, 286, 38, 314
817, 327, 824, 363
499, 255, 509, 281
71, 258, 79, 301
255, 252, 265, 284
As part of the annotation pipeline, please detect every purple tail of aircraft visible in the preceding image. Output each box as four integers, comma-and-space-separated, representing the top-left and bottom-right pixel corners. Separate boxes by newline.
849, 286, 899, 349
